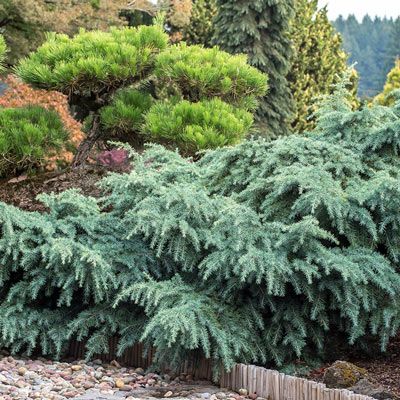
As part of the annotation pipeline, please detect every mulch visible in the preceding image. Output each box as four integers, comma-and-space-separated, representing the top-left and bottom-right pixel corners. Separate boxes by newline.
0, 167, 108, 212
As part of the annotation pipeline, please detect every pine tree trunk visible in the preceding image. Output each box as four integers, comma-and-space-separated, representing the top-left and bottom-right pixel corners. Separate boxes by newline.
72, 114, 101, 168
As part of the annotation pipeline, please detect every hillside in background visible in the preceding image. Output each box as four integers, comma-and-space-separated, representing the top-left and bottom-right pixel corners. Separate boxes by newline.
334, 15, 400, 98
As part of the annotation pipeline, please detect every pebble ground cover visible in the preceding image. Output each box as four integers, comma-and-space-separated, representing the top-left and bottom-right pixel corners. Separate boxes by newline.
0, 353, 244, 400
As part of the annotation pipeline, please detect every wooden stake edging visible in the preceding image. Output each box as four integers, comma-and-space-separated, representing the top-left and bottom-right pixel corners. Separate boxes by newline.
220, 364, 375, 400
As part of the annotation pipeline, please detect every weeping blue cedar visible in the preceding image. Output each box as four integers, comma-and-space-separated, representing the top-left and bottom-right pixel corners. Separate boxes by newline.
1, 81, 400, 373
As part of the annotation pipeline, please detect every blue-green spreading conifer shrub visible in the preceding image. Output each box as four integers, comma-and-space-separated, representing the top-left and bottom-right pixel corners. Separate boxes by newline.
1, 81, 400, 373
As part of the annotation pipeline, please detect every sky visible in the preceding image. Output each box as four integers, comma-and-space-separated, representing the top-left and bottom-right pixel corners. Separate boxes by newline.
321, 0, 400, 21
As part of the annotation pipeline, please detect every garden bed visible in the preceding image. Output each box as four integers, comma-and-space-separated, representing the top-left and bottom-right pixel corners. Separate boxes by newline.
0, 167, 106, 212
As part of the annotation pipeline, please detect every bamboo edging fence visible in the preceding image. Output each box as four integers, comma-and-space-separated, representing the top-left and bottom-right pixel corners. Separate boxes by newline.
220, 364, 375, 400
68, 341, 375, 400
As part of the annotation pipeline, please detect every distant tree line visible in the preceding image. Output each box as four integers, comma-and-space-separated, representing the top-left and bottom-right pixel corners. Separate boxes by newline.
334, 15, 400, 98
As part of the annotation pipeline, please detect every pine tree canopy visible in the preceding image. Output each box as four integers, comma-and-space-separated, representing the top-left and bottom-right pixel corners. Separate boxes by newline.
15, 23, 267, 158
1, 81, 400, 372
213, 0, 295, 137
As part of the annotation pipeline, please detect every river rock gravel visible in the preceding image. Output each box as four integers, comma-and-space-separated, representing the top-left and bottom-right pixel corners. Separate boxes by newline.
0, 353, 246, 400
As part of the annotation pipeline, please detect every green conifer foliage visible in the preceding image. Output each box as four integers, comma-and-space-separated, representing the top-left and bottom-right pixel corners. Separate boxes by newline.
1, 82, 400, 371
98, 44, 267, 154
213, 0, 295, 137
16, 26, 169, 95
182, 0, 217, 46
288, 0, 349, 131
0, 106, 69, 177
153, 44, 267, 109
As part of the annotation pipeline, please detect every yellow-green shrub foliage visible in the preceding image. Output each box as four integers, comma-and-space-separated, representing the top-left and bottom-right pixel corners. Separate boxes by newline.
100, 44, 267, 155
0, 35, 6, 72
288, 0, 349, 132
183, 0, 217, 46
375, 59, 400, 106
17, 22, 267, 159
0, 106, 69, 177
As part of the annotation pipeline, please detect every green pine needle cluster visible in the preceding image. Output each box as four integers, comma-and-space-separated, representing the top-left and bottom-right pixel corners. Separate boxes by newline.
0, 106, 69, 177
100, 89, 154, 136
1, 83, 400, 373
143, 98, 253, 153
154, 44, 266, 109
16, 25, 169, 95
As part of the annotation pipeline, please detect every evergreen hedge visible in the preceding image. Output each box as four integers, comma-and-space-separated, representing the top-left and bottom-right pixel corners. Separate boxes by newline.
0, 106, 69, 177
1, 83, 400, 372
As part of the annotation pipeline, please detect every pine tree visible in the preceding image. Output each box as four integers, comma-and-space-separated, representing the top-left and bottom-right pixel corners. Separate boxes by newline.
16, 21, 267, 163
375, 59, 400, 106
213, 0, 295, 137
288, 0, 349, 131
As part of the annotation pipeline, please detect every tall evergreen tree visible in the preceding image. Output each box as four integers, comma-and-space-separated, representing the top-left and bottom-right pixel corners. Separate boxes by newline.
213, 0, 295, 137
288, 0, 348, 132
385, 17, 400, 72
375, 58, 400, 106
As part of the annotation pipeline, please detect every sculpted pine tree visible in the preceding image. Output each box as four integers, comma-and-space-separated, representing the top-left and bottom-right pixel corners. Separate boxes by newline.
16, 20, 267, 164
288, 0, 349, 131
213, 0, 295, 137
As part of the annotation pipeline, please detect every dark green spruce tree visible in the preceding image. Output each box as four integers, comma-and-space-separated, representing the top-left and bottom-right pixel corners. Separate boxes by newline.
213, 0, 295, 137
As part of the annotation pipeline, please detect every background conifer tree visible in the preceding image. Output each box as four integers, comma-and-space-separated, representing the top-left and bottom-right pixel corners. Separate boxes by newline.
213, 0, 295, 137
182, 0, 217, 46
375, 59, 400, 106
288, 0, 349, 131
